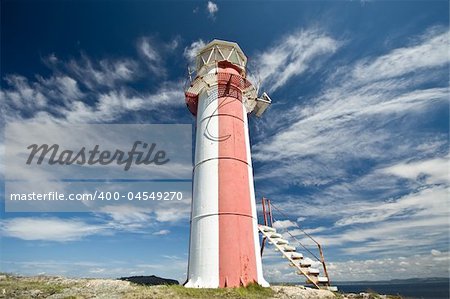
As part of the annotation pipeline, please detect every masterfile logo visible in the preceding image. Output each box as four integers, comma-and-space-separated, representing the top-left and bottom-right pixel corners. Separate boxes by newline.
6, 123, 191, 179
26, 141, 170, 171
5, 123, 192, 212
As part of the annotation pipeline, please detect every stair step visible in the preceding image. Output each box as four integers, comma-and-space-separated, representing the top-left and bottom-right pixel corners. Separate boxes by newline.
282, 245, 296, 252
296, 269, 318, 277
260, 225, 276, 233
300, 260, 312, 267
318, 276, 329, 283
298, 266, 310, 272
296, 270, 308, 275
307, 276, 328, 284
308, 268, 320, 275
289, 252, 303, 259
276, 239, 289, 245
269, 233, 282, 239
306, 276, 320, 284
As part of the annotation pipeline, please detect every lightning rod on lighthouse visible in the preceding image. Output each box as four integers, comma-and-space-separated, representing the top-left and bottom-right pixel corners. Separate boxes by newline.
184, 39, 271, 288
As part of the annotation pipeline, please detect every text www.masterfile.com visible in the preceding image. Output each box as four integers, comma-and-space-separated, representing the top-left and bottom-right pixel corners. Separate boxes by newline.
9, 191, 184, 201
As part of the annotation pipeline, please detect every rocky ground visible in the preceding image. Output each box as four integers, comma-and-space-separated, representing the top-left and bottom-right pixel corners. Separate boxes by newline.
0, 274, 401, 299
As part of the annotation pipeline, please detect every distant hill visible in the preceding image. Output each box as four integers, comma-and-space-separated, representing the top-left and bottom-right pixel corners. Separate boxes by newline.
119, 275, 179, 285
334, 277, 449, 285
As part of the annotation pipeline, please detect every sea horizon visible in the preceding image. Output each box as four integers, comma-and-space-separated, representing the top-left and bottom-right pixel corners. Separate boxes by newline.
272, 277, 449, 299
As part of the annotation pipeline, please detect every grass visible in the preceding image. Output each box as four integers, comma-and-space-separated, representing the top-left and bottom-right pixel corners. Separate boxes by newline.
0, 273, 275, 299
172, 283, 274, 298
125, 283, 275, 299
0, 273, 70, 298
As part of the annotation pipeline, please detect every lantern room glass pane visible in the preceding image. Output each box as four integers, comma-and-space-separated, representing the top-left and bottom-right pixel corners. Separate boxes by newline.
229, 51, 240, 65
221, 47, 231, 60
201, 50, 212, 64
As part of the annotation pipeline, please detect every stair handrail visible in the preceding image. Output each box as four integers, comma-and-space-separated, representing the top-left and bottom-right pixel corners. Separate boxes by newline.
258, 225, 321, 289
268, 201, 331, 285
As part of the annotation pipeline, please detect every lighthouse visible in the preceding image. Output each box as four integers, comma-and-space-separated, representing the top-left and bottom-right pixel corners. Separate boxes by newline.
184, 40, 271, 288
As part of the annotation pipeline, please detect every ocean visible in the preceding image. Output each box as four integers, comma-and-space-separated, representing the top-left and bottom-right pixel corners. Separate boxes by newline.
336, 281, 449, 299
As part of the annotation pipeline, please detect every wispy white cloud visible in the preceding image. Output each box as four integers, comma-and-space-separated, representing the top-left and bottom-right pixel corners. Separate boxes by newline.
153, 229, 170, 235
1, 201, 189, 242
3, 83, 184, 125
252, 28, 340, 92
352, 184, 447, 229
139, 39, 159, 62
206, 1, 218, 19
154, 205, 191, 222
263, 243, 449, 282
353, 28, 449, 82
272, 220, 296, 229
252, 27, 449, 270
0, 217, 108, 242
327, 251, 449, 281
99, 205, 152, 230
431, 249, 442, 256
136, 36, 180, 75
65, 55, 138, 89
285, 226, 327, 237
2, 52, 185, 125
253, 27, 449, 186
1, 75, 49, 111
57, 84, 184, 123
272, 183, 448, 257
137, 37, 164, 75
381, 155, 449, 185
183, 39, 206, 63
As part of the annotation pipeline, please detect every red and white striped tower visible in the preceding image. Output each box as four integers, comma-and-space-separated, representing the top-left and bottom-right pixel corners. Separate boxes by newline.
184, 40, 271, 288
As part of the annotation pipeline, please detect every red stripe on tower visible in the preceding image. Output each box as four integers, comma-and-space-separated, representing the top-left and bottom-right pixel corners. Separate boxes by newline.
217, 62, 257, 287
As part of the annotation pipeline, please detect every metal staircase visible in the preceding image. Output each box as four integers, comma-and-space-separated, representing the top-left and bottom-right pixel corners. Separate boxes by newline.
259, 198, 337, 291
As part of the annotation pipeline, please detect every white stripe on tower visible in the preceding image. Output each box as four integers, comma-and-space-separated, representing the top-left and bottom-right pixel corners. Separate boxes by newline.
185, 85, 220, 288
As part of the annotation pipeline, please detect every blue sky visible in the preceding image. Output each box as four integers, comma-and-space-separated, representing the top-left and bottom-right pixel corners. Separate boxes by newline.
1, 0, 449, 283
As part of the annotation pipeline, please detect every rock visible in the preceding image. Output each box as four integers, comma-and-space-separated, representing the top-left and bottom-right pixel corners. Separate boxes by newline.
29, 289, 43, 297
271, 285, 336, 299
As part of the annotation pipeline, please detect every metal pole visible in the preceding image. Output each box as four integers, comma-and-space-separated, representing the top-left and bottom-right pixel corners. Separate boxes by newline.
318, 244, 330, 286
268, 199, 274, 227
260, 197, 268, 256
262, 197, 267, 226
